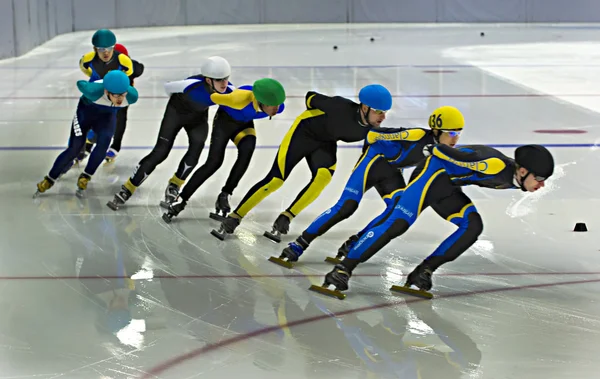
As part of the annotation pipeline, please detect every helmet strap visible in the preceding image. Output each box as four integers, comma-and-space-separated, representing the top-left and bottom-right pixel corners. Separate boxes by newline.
360, 106, 377, 127
257, 102, 273, 120
516, 169, 530, 192
432, 129, 440, 143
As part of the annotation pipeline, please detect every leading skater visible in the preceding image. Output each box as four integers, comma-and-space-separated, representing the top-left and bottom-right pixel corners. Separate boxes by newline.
309, 143, 555, 299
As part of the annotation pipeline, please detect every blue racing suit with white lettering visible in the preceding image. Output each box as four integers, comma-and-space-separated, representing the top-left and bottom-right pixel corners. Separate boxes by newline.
343, 144, 517, 271
300, 128, 436, 246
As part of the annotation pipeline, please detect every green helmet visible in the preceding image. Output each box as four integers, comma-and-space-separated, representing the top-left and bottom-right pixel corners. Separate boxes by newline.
92, 29, 116, 48
252, 78, 286, 106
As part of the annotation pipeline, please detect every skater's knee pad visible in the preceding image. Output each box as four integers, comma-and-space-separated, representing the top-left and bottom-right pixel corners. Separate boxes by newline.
264, 177, 284, 193
236, 134, 256, 158
233, 128, 256, 147
387, 218, 410, 239
464, 212, 483, 239
338, 199, 359, 219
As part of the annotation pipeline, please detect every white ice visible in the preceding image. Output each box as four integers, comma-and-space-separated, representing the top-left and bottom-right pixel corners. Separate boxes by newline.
1, 23, 600, 379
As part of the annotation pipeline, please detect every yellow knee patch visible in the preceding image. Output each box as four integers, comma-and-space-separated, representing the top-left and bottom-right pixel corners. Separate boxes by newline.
236, 177, 284, 217
289, 168, 333, 216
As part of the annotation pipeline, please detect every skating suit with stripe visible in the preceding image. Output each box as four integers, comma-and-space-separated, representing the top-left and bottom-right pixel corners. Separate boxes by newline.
48, 80, 138, 179
231, 91, 413, 222
301, 128, 437, 245
344, 144, 516, 271
179, 84, 286, 201
79, 51, 134, 81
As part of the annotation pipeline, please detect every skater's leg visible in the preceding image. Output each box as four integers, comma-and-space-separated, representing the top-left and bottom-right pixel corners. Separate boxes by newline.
125, 105, 183, 193
356, 167, 408, 236
159, 115, 209, 206
110, 106, 128, 152
299, 149, 380, 246
83, 113, 116, 177
284, 142, 337, 221
48, 103, 92, 180
221, 125, 256, 195
231, 121, 315, 219
178, 117, 231, 202
213, 114, 322, 239
343, 156, 453, 271
172, 115, 210, 185
424, 191, 483, 271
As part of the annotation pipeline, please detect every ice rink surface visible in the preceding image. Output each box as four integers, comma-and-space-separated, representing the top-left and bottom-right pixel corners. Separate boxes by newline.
1, 23, 600, 378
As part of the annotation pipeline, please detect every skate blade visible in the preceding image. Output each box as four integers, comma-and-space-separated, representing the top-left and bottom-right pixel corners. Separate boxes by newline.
263, 231, 281, 243
75, 190, 85, 199
106, 201, 119, 211
159, 201, 171, 209
209, 212, 226, 222
324, 256, 342, 265
389, 285, 433, 299
308, 284, 346, 300
210, 229, 226, 241
161, 213, 172, 224
268, 256, 294, 269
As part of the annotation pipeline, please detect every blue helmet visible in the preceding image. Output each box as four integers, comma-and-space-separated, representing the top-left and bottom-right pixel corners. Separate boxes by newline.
103, 70, 130, 94
358, 84, 392, 111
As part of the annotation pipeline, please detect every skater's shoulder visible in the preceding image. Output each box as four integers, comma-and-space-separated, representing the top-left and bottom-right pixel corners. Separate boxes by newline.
116, 52, 133, 75
80, 51, 96, 65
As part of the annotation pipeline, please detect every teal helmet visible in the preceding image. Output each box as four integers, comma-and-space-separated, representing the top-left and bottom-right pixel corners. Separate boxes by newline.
103, 70, 130, 94
92, 29, 116, 48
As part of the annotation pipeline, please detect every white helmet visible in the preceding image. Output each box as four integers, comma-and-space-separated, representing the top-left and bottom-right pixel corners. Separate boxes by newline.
201, 56, 231, 79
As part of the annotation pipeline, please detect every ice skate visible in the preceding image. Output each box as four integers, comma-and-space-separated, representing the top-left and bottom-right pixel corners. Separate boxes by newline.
268, 242, 304, 269
325, 234, 359, 264
390, 264, 434, 299
263, 213, 291, 243
162, 197, 187, 224
75, 173, 91, 198
33, 176, 55, 198
104, 148, 118, 164
308, 263, 351, 300
159, 182, 179, 209
209, 192, 231, 222
210, 215, 240, 241
107, 185, 132, 211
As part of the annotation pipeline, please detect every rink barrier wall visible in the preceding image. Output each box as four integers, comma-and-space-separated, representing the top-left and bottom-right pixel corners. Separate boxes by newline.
3, 0, 600, 59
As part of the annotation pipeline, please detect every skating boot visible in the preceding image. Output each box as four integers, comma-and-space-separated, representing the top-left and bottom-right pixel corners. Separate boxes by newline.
75, 173, 91, 198
209, 192, 231, 222
390, 264, 434, 299
263, 213, 291, 243
325, 234, 360, 264
107, 185, 132, 211
309, 263, 351, 300
162, 197, 187, 224
159, 182, 179, 209
268, 241, 305, 269
210, 215, 240, 241
104, 148, 118, 163
33, 176, 55, 198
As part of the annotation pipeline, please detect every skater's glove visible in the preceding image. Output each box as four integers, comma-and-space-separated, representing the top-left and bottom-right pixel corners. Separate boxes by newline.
422, 144, 434, 157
